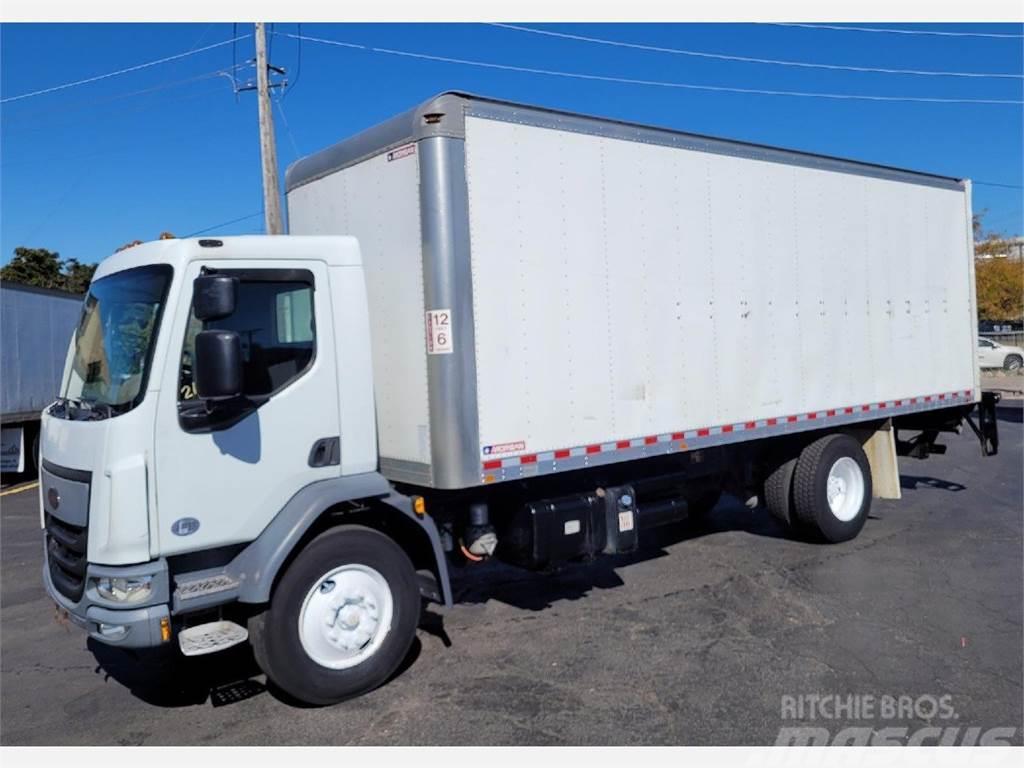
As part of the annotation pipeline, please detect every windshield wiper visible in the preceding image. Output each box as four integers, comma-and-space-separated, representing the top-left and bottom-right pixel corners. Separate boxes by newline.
72, 399, 115, 420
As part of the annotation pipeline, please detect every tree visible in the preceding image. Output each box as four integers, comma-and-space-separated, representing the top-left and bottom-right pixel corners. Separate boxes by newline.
1, 247, 65, 289
976, 257, 1024, 323
62, 258, 98, 294
0, 247, 98, 294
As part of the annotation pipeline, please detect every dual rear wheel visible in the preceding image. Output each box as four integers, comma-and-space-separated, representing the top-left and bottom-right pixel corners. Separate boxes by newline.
764, 432, 872, 543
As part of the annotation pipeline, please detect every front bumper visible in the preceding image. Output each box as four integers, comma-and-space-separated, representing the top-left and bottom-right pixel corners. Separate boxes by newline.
43, 553, 172, 649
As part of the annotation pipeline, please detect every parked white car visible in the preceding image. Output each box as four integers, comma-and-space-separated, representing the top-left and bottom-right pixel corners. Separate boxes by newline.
977, 337, 1024, 370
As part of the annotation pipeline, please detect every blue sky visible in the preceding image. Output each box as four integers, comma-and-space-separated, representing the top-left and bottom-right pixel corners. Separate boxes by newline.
2, 22, 1022, 266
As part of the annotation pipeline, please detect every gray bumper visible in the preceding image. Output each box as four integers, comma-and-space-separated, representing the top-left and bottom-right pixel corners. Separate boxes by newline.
43, 555, 172, 649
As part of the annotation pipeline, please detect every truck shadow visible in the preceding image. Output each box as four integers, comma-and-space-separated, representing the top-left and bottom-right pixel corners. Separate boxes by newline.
450, 495, 790, 612
88, 634, 424, 710
995, 403, 1022, 424
899, 475, 966, 492
87, 638, 268, 709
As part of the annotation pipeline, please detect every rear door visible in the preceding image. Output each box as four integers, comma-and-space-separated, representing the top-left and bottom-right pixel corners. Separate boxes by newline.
152, 259, 339, 556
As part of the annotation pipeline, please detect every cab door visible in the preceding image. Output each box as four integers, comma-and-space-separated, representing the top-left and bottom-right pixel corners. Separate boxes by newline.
152, 259, 340, 556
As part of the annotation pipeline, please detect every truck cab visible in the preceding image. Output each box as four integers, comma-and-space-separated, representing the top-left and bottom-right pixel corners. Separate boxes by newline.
41, 236, 446, 703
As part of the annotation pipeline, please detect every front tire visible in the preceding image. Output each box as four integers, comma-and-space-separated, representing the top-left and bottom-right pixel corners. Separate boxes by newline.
249, 525, 420, 706
1004, 354, 1022, 371
792, 433, 872, 543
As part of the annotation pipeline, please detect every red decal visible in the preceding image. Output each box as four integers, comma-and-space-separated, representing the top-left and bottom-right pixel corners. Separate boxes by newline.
964, 390, 971, 397
939, 394, 946, 400
520, 454, 537, 465
483, 460, 501, 471
671, 432, 685, 440
697, 428, 710, 437
644, 436, 657, 445
925, 396, 932, 402
745, 421, 756, 430
844, 407, 854, 414
554, 449, 571, 459
616, 440, 631, 449
861, 405, 871, 412
767, 418, 778, 426
826, 409, 836, 416
894, 400, 902, 406
722, 425, 734, 433
787, 416, 798, 423
586, 445, 601, 454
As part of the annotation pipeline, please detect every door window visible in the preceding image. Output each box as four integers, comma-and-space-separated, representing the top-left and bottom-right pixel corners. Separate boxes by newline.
180, 272, 315, 401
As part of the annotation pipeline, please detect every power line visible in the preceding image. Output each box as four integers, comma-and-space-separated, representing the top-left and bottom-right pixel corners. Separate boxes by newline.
1, 35, 252, 104
184, 211, 264, 238
3, 65, 248, 126
768, 23, 1024, 39
285, 22, 302, 99
273, 89, 302, 159
279, 32, 1024, 105
975, 180, 1024, 190
488, 23, 1023, 80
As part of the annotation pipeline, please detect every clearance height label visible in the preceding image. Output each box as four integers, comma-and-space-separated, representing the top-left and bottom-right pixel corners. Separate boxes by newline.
425, 309, 453, 354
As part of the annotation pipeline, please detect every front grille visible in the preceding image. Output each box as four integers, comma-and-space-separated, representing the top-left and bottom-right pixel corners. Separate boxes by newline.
45, 513, 87, 601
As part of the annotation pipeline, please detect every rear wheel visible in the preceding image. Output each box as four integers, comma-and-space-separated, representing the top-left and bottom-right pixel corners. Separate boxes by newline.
249, 525, 420, 706
763, 456, 798, 527
1004, 354, 1022, 371
792, 433, 872, 543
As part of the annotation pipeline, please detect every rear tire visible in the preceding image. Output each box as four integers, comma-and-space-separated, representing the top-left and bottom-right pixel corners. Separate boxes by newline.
249, 525, 420, 706
792, 433, 872, 543
764, 456, 798, 527
1004, 354, 1022, 371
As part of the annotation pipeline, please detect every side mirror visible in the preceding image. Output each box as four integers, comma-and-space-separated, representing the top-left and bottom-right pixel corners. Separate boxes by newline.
194, 275, 237, 321
195, 330, 243, 399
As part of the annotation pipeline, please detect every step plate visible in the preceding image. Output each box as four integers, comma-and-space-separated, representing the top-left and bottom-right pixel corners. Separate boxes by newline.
178, 620, 249, 657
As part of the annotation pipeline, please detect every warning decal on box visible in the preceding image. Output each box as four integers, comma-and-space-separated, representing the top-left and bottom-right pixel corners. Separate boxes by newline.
387, 144, 416, 162
482, 441, 526, 456
425, 309, 453, 355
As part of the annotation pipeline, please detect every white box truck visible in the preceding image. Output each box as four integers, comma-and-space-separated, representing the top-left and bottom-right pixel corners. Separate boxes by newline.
40, 93, 1000, 705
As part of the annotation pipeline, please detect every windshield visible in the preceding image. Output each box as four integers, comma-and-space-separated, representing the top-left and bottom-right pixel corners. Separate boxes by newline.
59, 264, 173, 416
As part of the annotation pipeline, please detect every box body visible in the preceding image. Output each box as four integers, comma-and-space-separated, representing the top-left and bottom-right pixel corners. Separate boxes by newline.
286, 93, 979, 489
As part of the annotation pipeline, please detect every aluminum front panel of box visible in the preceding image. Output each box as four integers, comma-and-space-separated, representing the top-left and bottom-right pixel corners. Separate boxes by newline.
288, 146, 432, 478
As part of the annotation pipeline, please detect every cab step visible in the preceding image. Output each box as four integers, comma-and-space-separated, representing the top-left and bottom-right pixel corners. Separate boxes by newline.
178, 620, 248, 657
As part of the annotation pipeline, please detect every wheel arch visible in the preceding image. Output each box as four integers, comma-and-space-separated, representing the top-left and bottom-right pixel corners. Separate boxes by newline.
229, 473, 452, 607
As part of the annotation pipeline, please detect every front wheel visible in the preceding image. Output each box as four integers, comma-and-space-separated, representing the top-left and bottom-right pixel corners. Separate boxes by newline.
1004, 354, 1022, 371
791, 433, 872, 543
249, 525, 420, 706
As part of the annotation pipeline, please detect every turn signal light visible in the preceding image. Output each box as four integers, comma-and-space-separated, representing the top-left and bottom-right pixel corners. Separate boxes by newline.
412, 496, 426, 516
160, 616, 172, 643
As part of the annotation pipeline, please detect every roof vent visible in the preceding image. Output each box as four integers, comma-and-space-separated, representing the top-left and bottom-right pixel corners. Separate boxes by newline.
198, 239, 224, 248
423, 112, 444, 125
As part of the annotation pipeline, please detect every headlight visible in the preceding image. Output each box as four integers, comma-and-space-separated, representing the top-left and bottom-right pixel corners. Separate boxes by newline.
95, 576, 153, 604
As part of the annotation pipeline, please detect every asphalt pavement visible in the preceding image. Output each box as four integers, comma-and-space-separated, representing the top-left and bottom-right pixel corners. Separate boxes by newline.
1, 402, 1021, 745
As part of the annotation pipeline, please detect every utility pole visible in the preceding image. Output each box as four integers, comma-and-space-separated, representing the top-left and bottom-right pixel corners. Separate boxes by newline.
254, 22, 283, 235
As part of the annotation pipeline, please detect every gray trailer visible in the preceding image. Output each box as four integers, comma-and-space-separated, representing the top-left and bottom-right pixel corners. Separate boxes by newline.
1, 282, 83, 473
